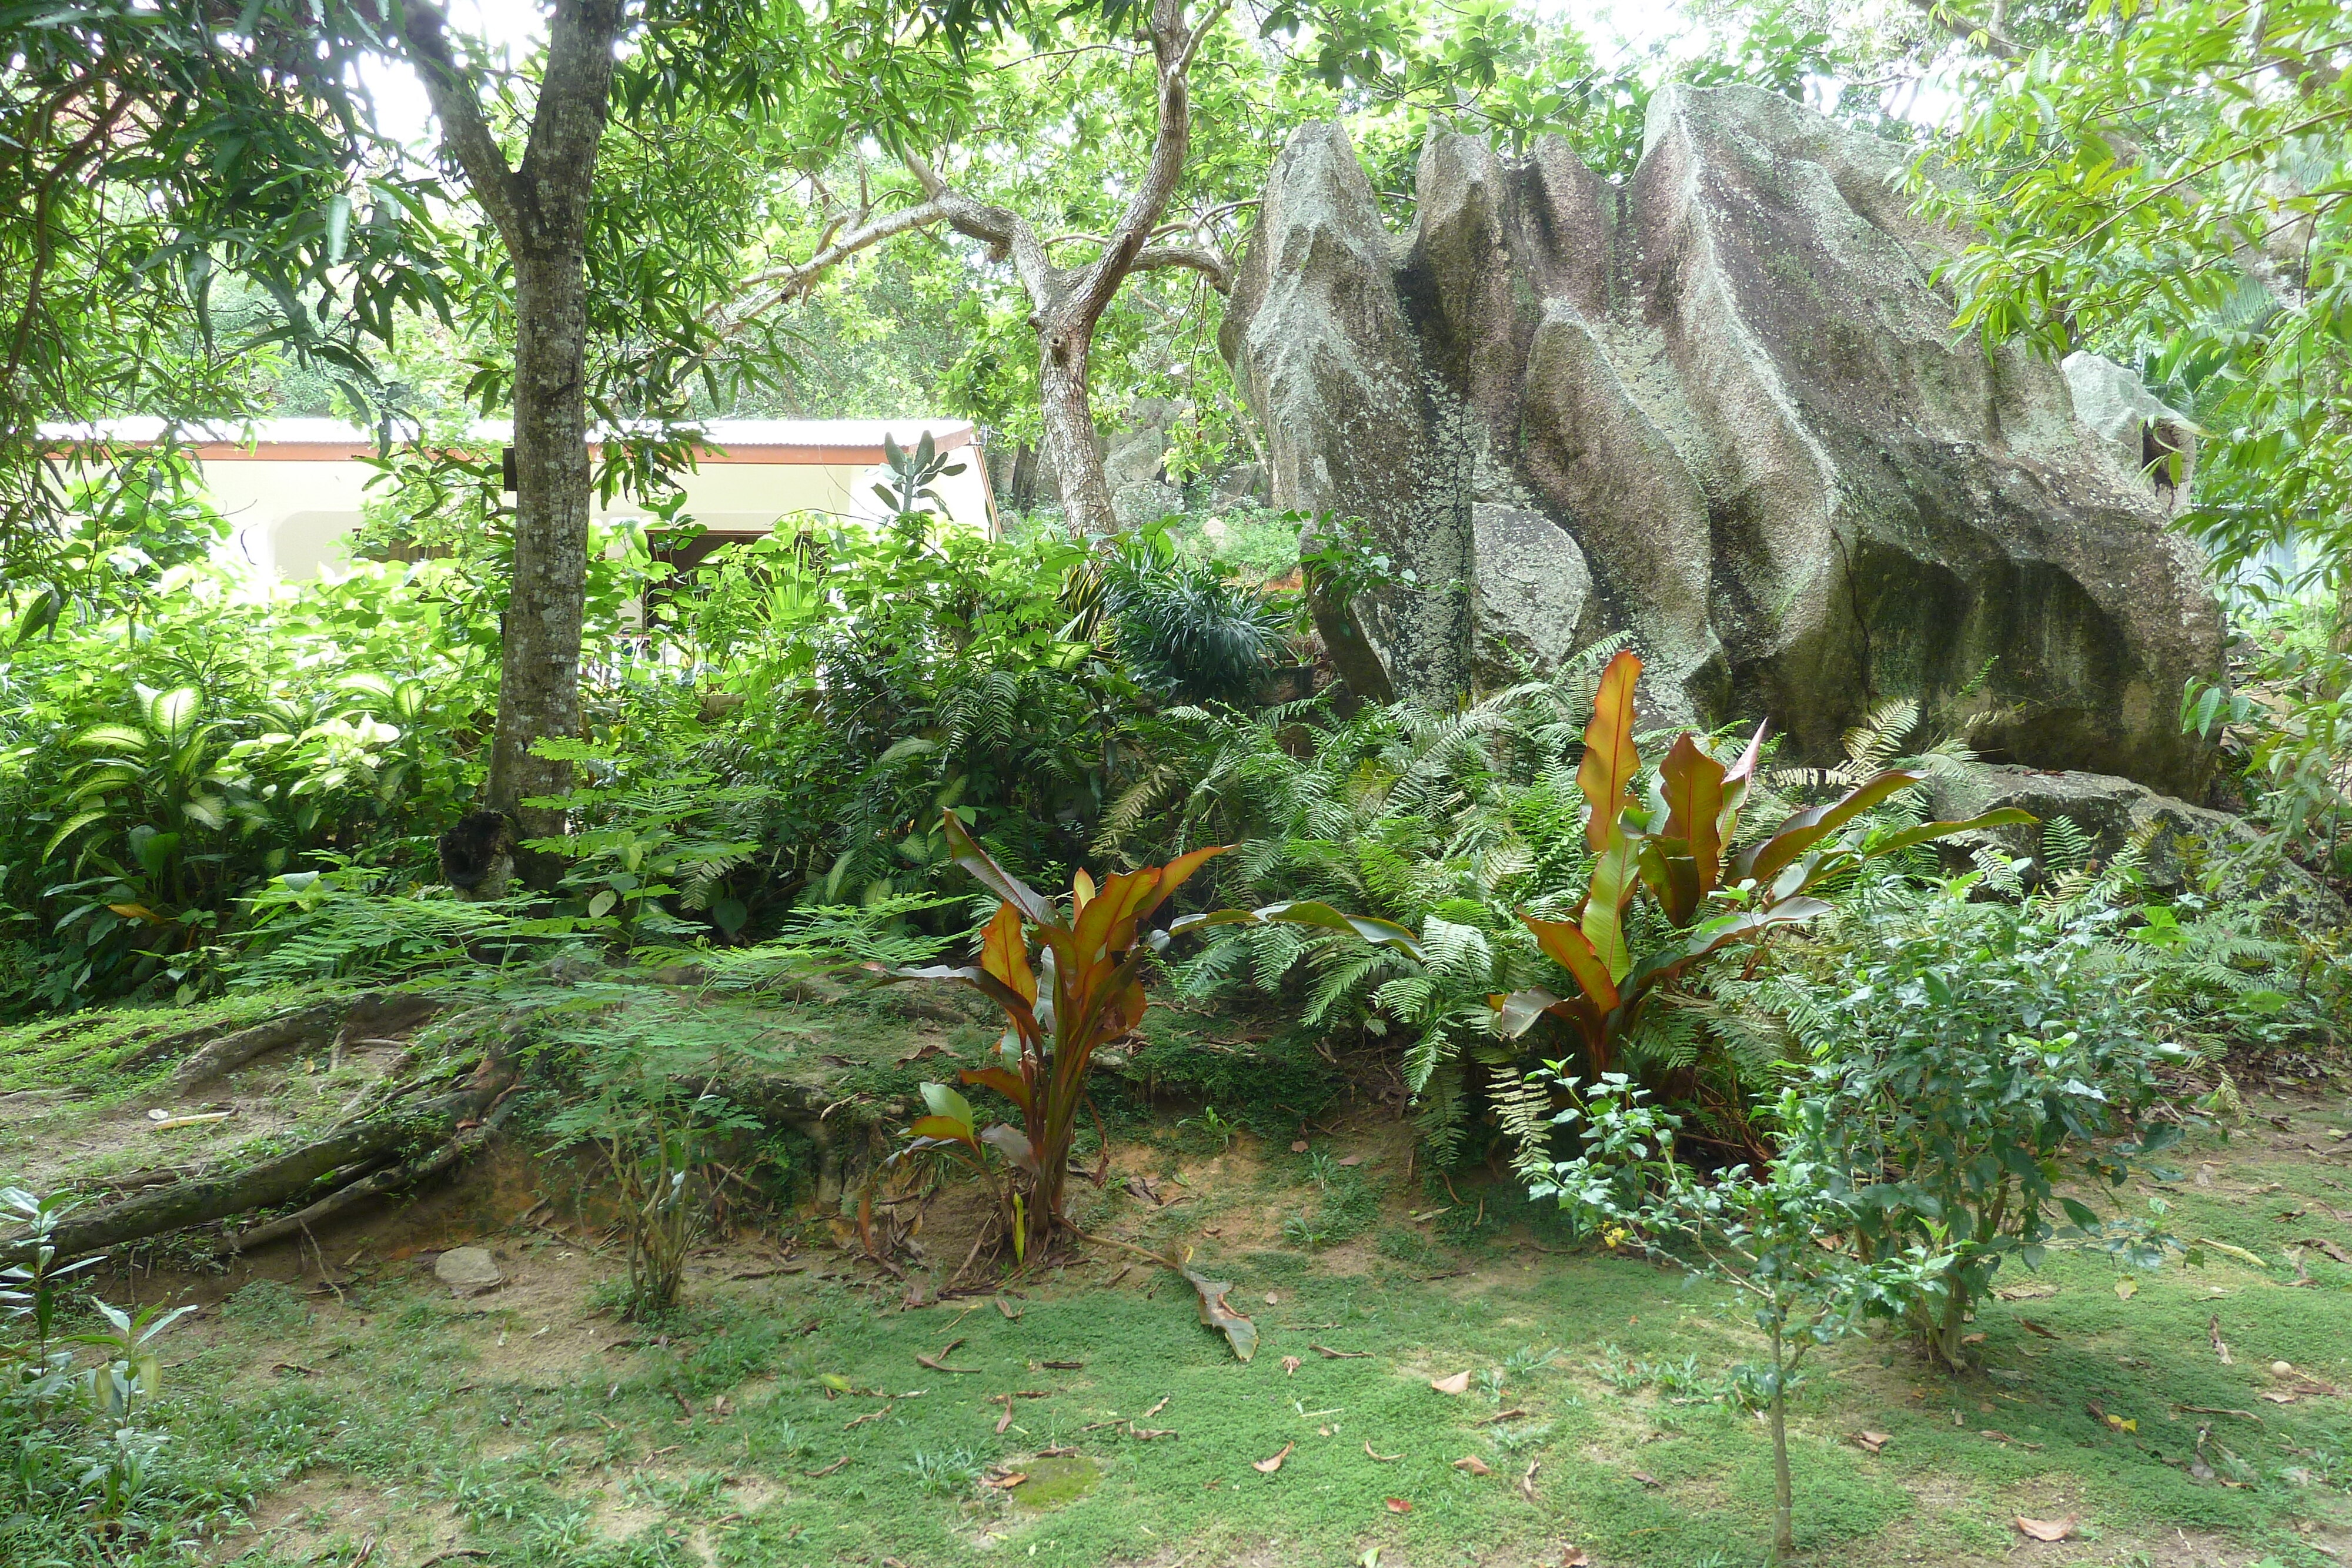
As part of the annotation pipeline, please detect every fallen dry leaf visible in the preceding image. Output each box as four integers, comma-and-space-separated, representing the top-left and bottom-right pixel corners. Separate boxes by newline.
992, 1395, 1014, 1435
1385, 1497, 1412, 1514
2014, 1514, 2079, 1542
2019, 1318, 2059, 1339
2208, 1314, 2233, 1365
2114, 1278, 2139, 1300
1312, 1343, 1373, 1359
1960, 1332, 1986, 1346
2300, 1236, 2352, 1265
995, 1299, 1023, 1321
1041, 1359, 1085, 1370
1141, 1395, 1170, 1419
1452, 1455, 1492, 1476
1291, 1139, 1310, 1153
1996, 1281, 2060, 1300
1561, 1552, 1589, 1567
915, 1353, 978, 1374
804, 1456, 850, 1477
1338, 1154, 1365, 1167
1629, 1469, 1661, 1488
2261, 1391, 2300, 1405
1365, 1441, 1401, 1462
1431, 1370, 1472, 1395
1283, 1356, 1302, 1376
1519, 1460, 1541, 1503
1254, 1443, 1293, 1473
1131, 1427, 1178, 1440
1182, 1270, 1258, 1362
845, 1403, 894, 1429
1849, 1430, 1890, 1455
1265, 1292, 1279, 1305
983, 1472, 1028, 1489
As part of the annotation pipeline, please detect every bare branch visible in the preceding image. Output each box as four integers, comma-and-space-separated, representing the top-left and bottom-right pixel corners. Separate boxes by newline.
394, 0, 524, 240
1128, 244, 1232, 293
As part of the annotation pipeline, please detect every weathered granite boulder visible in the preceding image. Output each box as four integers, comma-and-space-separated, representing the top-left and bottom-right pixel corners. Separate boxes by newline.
1112, 479, 1185, 529
1928, 761, 2344, 925
1221, 86, 2224, 793
2062, 352, 2197, 517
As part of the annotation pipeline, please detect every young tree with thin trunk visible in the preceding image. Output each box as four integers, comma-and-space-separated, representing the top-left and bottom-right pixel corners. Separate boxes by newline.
395, 0, 626, 850
722, 0, 1240, 535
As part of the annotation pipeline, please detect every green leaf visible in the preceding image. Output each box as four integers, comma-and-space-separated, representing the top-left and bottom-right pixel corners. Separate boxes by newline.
920, 1082, 975, 1131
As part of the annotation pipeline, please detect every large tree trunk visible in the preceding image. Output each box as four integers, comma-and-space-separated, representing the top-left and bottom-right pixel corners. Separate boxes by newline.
400, 0, 621, 888
1038, 317, 1114, 534
490, 250, 594, 845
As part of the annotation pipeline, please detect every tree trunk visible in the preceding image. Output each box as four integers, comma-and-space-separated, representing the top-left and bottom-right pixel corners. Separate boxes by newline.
489, 249, 594, 857
399, 0, 622, 888
1038, 316, 1113, 534
1769, 1326, 1795, 1562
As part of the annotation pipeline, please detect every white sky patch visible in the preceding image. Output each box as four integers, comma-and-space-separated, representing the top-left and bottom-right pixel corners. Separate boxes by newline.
355, 0, 544, 151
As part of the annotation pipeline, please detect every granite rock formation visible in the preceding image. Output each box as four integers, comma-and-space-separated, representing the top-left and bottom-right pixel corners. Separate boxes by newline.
1220, 85, 2224, 794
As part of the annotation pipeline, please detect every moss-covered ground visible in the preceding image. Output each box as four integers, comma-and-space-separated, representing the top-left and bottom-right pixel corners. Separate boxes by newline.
4, 982, 2350, 1567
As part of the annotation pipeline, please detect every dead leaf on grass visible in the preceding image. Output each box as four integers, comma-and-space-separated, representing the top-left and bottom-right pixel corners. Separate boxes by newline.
804, 1456, 850, 1477
1338, 1154, 1365, 1167
1182, 1269, 1257, 1362
1312, 1343, 1373, 1359
1960, 1332, 1986, 1345
1519, 1460, 1541, 1502
2014, 1515, 2078, 1542
1629, 1469, 1661, 1488
2300, 1236, 2352, 1265
1561, 1550, 1589, 1567
1131, 1427, 1178, 1441
845, 1403, 894, 1428
1365, 1441, 1401, 1462
1849, 1430, 1890, 1455
2114, 1278, 2139, 1300
1431, 1370, 1472, 1395
1254, 1443, 1293, 1473
1996, 1281, 2059, 1300
1283, 1356, 1301, 1376
983, 1472, 1028, 1489
2019, 1318, 2058, 1339
1452, 1456, 1492, 1476
2261, 1391, 2300, 1405
995, 1299, 1023, 1321
1041, 1359, 1084, 1370
1291, 1140, 1310, 1153
992, 1395, 1014, 1435
1385, 1497, 1412, 1513
2208, 1314, 2233, 1365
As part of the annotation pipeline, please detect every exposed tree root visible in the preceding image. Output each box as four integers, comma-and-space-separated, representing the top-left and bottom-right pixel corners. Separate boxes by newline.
12, 1049, 516, 1263
229, 1090, 526, 1253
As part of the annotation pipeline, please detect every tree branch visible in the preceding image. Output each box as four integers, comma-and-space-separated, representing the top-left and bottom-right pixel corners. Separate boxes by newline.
392, 0, 524, 241
1128, 243, 1232, 293
1905, 0, 2019, 60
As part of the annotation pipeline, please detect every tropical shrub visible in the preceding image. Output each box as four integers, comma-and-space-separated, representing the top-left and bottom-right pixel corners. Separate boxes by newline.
1490, 650, 2031, 1074
1529, 1082, 1947, 1563
0, 564, 490, 1013
1755, 858, 2208, 1365
889, 811, 1419, 1263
